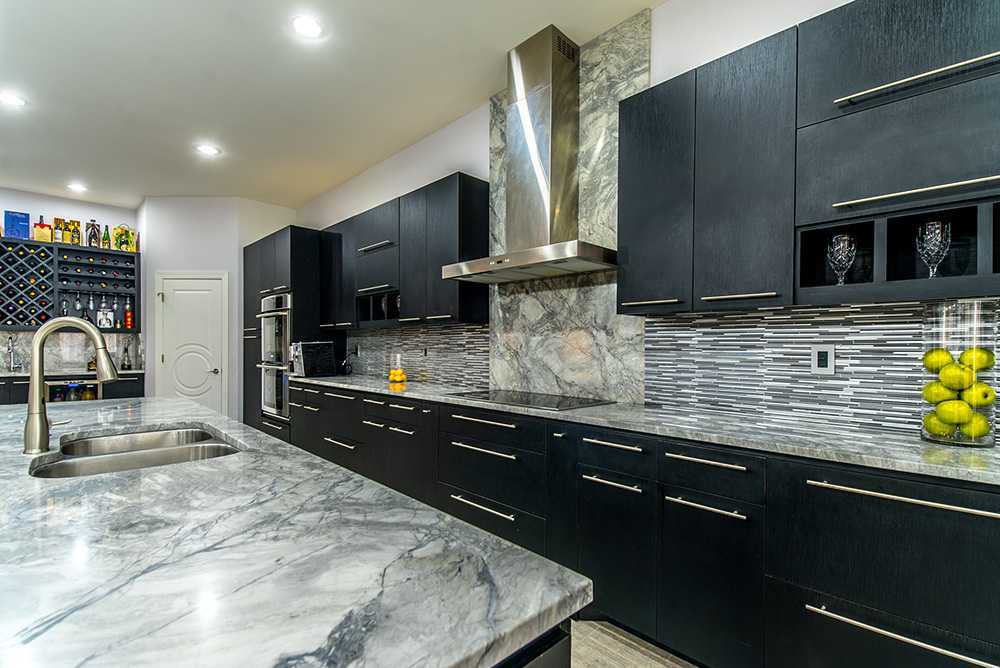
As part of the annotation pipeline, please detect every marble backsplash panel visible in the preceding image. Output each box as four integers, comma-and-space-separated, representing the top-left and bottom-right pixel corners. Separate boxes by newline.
1, 331, 143, 372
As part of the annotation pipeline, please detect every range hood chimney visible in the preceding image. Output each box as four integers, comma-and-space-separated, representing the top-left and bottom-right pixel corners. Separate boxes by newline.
442, 25, 616, 284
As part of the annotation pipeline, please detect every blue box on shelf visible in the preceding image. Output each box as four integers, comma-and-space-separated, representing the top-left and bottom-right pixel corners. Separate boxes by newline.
3, 211, 30, 239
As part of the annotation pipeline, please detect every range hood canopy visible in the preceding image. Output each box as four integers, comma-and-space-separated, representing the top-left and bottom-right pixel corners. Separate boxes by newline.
442, 25, 616, 284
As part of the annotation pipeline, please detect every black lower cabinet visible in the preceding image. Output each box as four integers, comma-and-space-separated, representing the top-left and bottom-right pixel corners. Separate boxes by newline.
101, 375, 145, 399
434, 480, 546, 555
577, 464, 658, 639
258, 416, 290, 442
658, 485, 763, 668
545, 425, 579, 570
766, 577, 1000, 668
381, 410, 435, 504
242, 348, 261, 429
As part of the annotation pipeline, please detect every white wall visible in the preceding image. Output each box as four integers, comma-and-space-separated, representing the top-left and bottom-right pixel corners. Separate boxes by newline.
650, 0, 852, 84
296, 103, 490, 228
237, 198, 296, 246
0, 186, 136, 232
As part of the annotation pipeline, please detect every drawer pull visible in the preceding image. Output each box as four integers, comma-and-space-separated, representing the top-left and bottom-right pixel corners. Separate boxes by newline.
552, 432, 565, 438
302, 388, 320, 394
582, 474, 642, 494
319, 323, 338, 328
389, 403, 414, 411
243, 335, 258, 340
665, 496, 747, 521
358, 284, 391, 293
334, 322, 353, 327
288, 386, 302, 392
832, 174, 1000, 209
261, 421, 285, 431
451, 414, 517, 429
582, 437, 642, 453
805, 605, 998, 668
806, 479, 1000, 520
272, 285, 288, 291
364, 398, 386, 406
833, 50, 1000, 105
324, 392, 355, 400
620, 298, 680, 307
425, 314, 453, 320
288, 401, 303, 407
362, 420, 385, 429
389, 426, 415, 436
358, 239, 392, 253
303, 405, 319, 413
449, 494, 515, 522
398, 317, 422, 323
258, 288, 272, 294
323, 437, 355, 450
664, 451, 747, 472
451, 440, 517, 461
700, 291, 778, 302
257, 364, 288, 371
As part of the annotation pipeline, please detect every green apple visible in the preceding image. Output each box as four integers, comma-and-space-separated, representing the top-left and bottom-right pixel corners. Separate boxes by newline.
923, 348, 954, 373
959, 347, 995, 371
923, 412, 955, 438
936, 399, 974, 425
939, 363, 976, 391
960, 412, 991, 439
923, 381, 958, 404
960, 382, 996, 408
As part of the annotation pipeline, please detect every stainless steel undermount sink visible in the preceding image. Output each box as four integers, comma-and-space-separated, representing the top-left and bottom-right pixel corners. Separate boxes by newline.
29, 428, 240, 479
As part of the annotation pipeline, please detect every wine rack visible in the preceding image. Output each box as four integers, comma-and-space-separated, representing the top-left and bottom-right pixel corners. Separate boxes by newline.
0, 241, 55, 328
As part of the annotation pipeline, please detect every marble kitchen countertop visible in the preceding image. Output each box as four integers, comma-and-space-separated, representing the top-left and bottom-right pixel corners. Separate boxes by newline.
295, 375, 1000, 488
0, 367, 145, 378
0, 397, 591, 667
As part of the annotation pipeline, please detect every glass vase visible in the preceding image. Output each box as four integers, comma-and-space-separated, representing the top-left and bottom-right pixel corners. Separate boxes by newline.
921, 299, 996, 448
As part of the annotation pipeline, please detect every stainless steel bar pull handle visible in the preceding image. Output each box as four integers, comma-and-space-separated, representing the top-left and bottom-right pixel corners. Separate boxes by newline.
243, 335, 258, 340
323, 437, 355, 450
834, 50, 1000, 105
451, 414, 517, 429
701, 291, 778, 302
358, 239, 392, 253
256, 364, 289, 371
324, 392, 355, 400
303, 388, 320, 394
665, 495, 747, 520
805, 605, 998, 668
334, 322, 353, 327
288, 401, 303, 407
363, 398, 385, 405
389, 426, 415, 436
303, 406, 319, 413
449, 494, 515, 522
389, 403, 414, 411
620, 298, 680, 307
582, 474, 643, 494
362, 420, 384, 428
451, 440, 517, 461
806, 479, 1000, 520
582, 437, 643, 453
425, 314, 453, 320
288, 386, 302, 392
261, 421, 284, 431
664, 451, 747, 472
358, 284, 391, 293
833, 175, 1000, 209
398, 317, 422, 323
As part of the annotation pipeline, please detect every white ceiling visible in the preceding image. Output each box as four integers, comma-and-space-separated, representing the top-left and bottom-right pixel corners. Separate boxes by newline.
0, 0, 652, 210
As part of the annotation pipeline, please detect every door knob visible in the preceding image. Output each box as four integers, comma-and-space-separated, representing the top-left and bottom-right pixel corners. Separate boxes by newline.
210, 368, 220, 375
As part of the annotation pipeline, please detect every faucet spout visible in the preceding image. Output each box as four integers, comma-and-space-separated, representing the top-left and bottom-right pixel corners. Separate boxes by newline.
23, 316, 119, 455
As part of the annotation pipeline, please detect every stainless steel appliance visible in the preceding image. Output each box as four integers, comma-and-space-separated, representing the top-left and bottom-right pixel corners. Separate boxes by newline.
448, 389, 614, 412
289, 341, 337, 377
441, 26, 616, 284
257, 293, 292, 419
45, 378, 102, 402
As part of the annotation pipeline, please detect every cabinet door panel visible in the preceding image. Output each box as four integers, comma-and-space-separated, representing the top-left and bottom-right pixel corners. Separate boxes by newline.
398, 188, 427, 320
617, 71, 694, 315
333, 219, 357, 327
271, 227, 291, 292
242, 347, 261, 429
319, 232, 341, 327
356, 246, 399, 294
101, 375, 144, 399
577, 465, 657, 638
693, 29, 796, 310
425, 174, 460, 319
798, 0, 1000, 127
354, 199, 399, 252
242, 242, 262, 328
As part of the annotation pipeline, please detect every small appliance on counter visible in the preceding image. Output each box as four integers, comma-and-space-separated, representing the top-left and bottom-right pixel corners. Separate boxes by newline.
289, 341, 337, 377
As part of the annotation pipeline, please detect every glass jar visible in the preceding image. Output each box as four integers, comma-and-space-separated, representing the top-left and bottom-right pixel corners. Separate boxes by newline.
921, 299, 996, 447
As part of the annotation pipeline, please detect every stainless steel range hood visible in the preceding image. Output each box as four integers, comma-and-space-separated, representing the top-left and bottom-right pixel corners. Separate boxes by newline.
442, 26, 616, 284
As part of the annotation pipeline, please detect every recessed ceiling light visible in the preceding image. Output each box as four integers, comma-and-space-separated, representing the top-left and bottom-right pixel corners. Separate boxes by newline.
0, 90, 27, 107
195, 143, 223, 157
67, 182, 88, 193
292, 15, 323, 39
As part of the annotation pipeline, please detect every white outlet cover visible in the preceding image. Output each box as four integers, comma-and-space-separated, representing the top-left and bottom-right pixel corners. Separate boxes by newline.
811, 344, 836, 375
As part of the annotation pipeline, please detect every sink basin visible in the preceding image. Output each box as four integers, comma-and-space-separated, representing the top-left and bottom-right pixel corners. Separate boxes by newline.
30, 442, 239, 478
60, 428, 217, 456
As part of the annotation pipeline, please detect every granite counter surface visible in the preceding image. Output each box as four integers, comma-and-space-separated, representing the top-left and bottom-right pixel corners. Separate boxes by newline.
1, 397, 591, 667
294, 376, 1000, 488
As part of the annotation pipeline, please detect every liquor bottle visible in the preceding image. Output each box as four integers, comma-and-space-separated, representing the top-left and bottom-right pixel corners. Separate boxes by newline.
87, 220, 100, 248
71, 220, 81, 245
101, 225, 111, 249
124, 295, 133, 329
54, 218, 64, 244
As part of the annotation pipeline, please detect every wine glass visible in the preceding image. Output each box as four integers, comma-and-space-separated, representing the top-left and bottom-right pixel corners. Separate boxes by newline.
916, 221, 951, 278
826, 234, 857, 286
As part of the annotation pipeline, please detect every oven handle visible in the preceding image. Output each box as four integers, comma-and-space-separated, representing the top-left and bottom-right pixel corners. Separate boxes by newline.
256, 364, 289, 371
256, 309, 290, 319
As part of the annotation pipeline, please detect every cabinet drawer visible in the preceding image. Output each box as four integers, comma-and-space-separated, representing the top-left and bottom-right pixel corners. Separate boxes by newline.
362, 394, 424, 427
316, 387, 364, 442
435, 482, 545, 555
258, 417, 290, 443
767, 459, 1000, 645
438, 434, 546, 516
288, 382, 323, 404
314, 430, 366, 473
658, 440, 764, 504
356, 245, 399, 294
576, 427, 657, 480
797, 0, 1000, 128
766, 578, 1000, 668
440, 407, 545, 453
796, 74, 1000, 225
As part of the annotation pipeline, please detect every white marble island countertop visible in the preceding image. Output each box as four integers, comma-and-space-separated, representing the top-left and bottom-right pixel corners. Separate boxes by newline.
0, 398, 591, 667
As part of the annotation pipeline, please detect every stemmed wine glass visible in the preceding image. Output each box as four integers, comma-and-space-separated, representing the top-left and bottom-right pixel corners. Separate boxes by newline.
826, 233, 857, 286
916, 221, 951, 278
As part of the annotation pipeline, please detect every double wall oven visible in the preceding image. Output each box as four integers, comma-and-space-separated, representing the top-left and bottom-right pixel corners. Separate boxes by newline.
256, 293, 292, 419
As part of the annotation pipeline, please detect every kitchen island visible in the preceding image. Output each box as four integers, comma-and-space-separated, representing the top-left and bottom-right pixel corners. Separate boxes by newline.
0, 397, 591, 667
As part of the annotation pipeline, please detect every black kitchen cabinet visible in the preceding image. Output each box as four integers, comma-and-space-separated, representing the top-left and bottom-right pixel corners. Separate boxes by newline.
398, 188, 427, 321
577, 464, 658, 639
545, 424, 579, 570
797, 0, 1000, 128
353, 199, 399, 253
356, 243, 399, 295
617, 70, 695, 315
318, 231, 342, 330
258, 415, 290, 443
100, 374, 144, 399
242, 346, 261, 429
328, 217, 358, 328
797, 74, 1000, 226
7, 379, 29, 404
381, 407, 436, 504
242, 242, 262, 330
692, 28, 796, 311
658, 485, 763, 668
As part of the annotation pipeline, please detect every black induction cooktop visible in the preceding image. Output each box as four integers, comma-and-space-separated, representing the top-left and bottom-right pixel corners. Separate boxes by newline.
448, 389, 614, 412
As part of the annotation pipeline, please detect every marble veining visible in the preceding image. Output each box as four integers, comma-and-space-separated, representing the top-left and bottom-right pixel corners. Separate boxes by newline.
1, 397, 591, 667
0, 330, 142, 374
298, 375, 1000, 488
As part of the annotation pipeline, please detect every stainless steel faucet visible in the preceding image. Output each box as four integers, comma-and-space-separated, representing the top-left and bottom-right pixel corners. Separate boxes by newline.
23, 316, 119, 455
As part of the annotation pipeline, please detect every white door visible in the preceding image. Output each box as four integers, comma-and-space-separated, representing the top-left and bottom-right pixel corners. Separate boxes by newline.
155, 275, 227, 412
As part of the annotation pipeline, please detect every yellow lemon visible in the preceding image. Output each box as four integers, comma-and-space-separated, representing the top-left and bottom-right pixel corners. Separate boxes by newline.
923, 412, 955, 438
938, 363, 976, 391
959, 412, 991, 439
923, 348, 954, 373
922, 381, 957, 404
959, 347, 995, 371
936, 399, 974, 425
959, 382, 996, 408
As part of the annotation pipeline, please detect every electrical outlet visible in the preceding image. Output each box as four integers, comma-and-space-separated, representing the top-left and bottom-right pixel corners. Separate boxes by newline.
811, 344, 835, 375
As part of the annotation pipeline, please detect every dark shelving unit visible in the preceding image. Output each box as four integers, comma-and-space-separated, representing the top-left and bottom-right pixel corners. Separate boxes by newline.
799, 220, 875, 288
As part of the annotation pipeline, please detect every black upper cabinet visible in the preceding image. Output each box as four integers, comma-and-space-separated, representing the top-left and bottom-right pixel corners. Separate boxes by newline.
354, 199, 399, 253
797, 74, 1000, 226
318, 231, 342, 328
271, 227, 292, 292
399, 189, 427, 320
332, 217, 357, 328
617, 71, 695, 316
798, 0, 1000, 128
692, 29, 796, 311
242, 241, 262, 329
354, 200, 400, 297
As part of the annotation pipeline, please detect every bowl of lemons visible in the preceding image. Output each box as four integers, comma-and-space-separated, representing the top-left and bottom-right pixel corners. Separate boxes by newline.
921, 346, 995, 447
